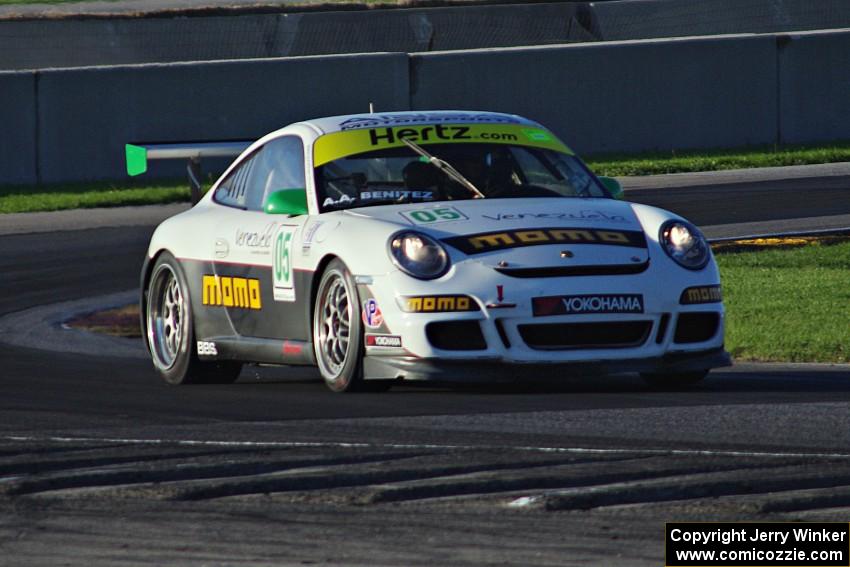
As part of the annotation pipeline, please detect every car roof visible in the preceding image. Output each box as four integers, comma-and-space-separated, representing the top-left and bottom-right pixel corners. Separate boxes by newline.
299, 110, 542, 135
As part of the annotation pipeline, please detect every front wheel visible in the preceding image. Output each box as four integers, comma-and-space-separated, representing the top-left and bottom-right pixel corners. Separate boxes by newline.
145, 252, 242, 385
312, 259, 368, 392
640, 370, 708, 389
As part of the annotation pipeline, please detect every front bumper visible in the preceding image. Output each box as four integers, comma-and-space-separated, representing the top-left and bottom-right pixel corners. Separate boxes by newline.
364, 347, 732, 382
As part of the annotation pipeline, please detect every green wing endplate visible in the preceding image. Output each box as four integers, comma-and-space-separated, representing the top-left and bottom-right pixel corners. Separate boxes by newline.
125, 144, 148, 176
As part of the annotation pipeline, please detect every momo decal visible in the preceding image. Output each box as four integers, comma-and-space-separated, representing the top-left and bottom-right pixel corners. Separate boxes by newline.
481, 210, 628, 223
202, 276, 262, 310
680, 285, 722, 305
401, 206, 468, 225
533, 294, 644, 317
399, 295, 479, 313
366, 334, 403, 348
362, 299, 384, 329
273, 225, 298, 302
444, 228, 647, 254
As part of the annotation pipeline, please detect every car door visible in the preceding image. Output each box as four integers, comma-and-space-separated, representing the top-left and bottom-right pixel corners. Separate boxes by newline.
211, 135, 311, 341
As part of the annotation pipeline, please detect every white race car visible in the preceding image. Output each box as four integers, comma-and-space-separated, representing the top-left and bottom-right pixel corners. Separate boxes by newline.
129, 111, 730, 392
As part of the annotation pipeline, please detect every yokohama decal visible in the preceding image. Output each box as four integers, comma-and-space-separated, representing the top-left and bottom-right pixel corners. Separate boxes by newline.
533, 294, 644, 316
366, 334, 402, 348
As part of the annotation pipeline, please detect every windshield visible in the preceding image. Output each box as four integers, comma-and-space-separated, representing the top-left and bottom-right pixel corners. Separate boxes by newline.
315, 143, 608, 212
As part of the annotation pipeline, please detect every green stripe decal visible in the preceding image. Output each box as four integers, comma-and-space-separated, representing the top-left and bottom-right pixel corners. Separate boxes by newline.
125, 144, 148, 177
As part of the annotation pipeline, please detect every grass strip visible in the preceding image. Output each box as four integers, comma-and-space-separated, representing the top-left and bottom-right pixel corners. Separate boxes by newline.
586, 141, 850, 177
716, 239, 850, 363
0, 180, 189, 214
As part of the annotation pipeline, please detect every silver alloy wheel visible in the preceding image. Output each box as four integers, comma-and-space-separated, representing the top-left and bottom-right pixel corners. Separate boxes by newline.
315, 270, 352, 381
147, 264, 186, 370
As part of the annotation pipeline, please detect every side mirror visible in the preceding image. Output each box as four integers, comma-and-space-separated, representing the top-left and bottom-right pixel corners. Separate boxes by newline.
264, 188, 308, 215
598, 176, 625, 200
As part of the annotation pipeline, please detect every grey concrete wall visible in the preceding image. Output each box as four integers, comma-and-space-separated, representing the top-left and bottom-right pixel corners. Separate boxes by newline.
778, 29, 850, 145
410, 35, 778, 154
0, 3, 593, 71
36, 53, 409, 183
0, 16, 280, 71
591, 0, 850, 41
0, 71, 37, 185
4, 29, 850, 187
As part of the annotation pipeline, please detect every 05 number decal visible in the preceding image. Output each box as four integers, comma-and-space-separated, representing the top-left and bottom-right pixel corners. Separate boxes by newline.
401, 206, 468, 225
273, 225, 298, 302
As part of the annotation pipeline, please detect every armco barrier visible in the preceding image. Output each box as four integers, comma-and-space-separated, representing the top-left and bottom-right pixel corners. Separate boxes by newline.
410, 35, 777, 154
36, 53, 409, 183
0, 71, 37, 185
778, 29, 850, 145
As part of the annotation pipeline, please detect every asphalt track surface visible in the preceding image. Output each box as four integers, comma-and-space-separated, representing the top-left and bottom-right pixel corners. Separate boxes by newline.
1, 168, 850, 566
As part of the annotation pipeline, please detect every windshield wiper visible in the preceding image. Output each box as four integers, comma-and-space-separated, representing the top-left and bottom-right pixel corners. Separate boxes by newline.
400, 138, 486, 199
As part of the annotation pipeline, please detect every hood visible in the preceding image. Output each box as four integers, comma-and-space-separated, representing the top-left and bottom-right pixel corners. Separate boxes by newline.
344, 198, 649, 273
345, 197, 639, 233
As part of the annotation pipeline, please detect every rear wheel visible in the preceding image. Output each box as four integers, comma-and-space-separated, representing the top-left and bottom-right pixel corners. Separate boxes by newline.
640, 370, 708, 389
313, 259, 370, 392
146, 252, 242, 385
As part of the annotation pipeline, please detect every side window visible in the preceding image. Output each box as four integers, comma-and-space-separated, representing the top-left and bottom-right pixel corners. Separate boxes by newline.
214, 151, 259, 209
215, 136, 306, 211
252, 136, 306, 211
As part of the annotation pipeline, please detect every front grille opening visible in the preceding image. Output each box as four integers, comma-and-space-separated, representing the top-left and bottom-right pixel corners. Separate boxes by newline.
674, 312, 720, 344
426, 321, 487, 351
655, 313, 671, 344
518, 321, 651, 350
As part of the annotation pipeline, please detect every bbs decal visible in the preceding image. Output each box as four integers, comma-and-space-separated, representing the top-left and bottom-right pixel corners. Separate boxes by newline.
197, 341, 218, 356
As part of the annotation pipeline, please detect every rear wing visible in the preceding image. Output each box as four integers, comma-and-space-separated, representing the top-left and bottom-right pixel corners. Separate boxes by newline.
125, 141, 251, 204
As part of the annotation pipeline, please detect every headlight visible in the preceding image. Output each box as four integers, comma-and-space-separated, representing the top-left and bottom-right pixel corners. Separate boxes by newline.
659, 220, 710, 270
388, 231, 450, 279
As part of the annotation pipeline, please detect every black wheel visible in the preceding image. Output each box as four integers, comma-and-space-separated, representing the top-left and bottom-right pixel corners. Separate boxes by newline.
640, 370, 708, 389
145, 252, 242, 385
312, 259, 368, 392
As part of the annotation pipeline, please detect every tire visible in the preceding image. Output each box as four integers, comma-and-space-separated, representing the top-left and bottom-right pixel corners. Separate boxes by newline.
640, 370, 708, 389
312, 259, 369, 392
145, 252, 242, 385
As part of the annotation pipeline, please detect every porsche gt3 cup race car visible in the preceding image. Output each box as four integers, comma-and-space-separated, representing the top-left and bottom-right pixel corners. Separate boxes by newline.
129, 111, 730, 392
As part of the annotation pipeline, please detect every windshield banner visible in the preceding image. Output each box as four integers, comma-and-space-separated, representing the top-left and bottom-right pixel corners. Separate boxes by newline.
313, 124, 573, 167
